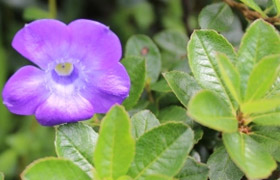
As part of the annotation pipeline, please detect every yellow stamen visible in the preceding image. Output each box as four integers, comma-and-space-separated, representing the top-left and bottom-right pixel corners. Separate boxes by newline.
54, 63, 74, 76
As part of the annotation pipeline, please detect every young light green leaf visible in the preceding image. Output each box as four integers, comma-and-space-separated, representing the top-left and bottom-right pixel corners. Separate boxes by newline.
55, 123, 98, 178
250, 126, 280, 161
21, 158, 91, 180
153, 29, 188, 56
188, 90, 237, 133
188, 30, 237, 109
207, 146, 243, 180
198, 2, 234, 32
94, 105, 135, 180
237, 19, 280, 97
251, 111, 280, 126
128, 122, 194, 180
242, 96, 280, 114
176, 157, 209, 180
122, 56, 146, 109
240, 0, 267, 17
216, 53, 241, 103
0, 172, 3, 180
245, 55, 280, 102
131, 110, 160, 139
164, 71, 201, 107
273, 0, 280, 15
125, 35, 161, 83
117, 175, 133, 180
145, 174, 173, 180
223, 132, 277, 179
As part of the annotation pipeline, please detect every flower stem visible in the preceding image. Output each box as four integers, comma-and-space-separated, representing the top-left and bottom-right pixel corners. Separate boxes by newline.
48, 0, 57, 19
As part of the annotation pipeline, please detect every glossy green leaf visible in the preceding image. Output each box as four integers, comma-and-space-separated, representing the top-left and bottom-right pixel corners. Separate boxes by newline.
122, 56, 146, 109
94, 105, 135, 180
23, 7, 50, 21
240, 0, 267, 17
125, 35, 161, 83
207, 146, 243, 180
251, 111, 280, 126
0, 172, 3, 180
221, 15, 243, 46
198, 2, 234, 32
242, 96, 280, 114
176, 157, 209, 180
188, 30, 237, 109
216, 53, 241, 103
244, 55, 280, 102
237, 19, 280, 97
131, 110, 160, 139
164, 71, 201, 107
117, 175, 133, 180
273, 0, 280, 15
21, 158, 91, 180
128, 122, 194, 180
188, 90, 237, 132
250, 126, 280, 161
154, 29, 188, 56
145, 174, 173, 180
55, 122, 98, 178
223, 132, 277, 179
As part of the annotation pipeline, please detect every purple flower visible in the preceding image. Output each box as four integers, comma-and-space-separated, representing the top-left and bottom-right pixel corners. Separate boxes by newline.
2, 19, 130, 126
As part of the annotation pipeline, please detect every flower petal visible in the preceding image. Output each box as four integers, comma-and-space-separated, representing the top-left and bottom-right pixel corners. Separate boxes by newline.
12, 19, 69, 69
81, 63, 130, 113
2, 66, 50, 115
68, 19, 122, 69
35, 93, 94, 126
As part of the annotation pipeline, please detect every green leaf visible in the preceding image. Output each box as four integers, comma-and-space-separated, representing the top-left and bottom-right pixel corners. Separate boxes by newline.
122, 56, 146, 109
128, 122, 194, 180
158, 105, 193, 126
250, 126, 280, 161
176, 157, 209, 180
188, 30, 237, 109
242, 96, 280, 114
23, 7, 51, 21
273, 0, 280, 15
153, 29, 188, 56
125, 35, 161, 83
55, 122, 98, 178
0, 172, 3, 180
237, 19, 280, 97
94, 105, 135, 179
131, 110, 160, 139
244, 55, 280, 102
117, 175, 133, 180
198, 2, 234, 32
240, 0, 267, 17
0, 149, 18, 177
188, 90, 237, 133
164, 71, 201, 107
251, 111, 280, 126
216, 53, 241, 103
150, 79, 172, 93
145, 174, 173, 180
223, 132, 277, 179
207, 146, 243, 180
21, 158, 91, 180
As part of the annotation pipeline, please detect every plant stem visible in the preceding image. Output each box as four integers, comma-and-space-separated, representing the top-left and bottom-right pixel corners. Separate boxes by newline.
49, 0, 57, 19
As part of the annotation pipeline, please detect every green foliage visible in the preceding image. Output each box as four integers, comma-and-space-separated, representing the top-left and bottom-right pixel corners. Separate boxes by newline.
21, 158, 91, 180
55, 123, 98, 177
122, 57, 146, 109
0, 172, 3, 180
207, 146, 243, 180
94, 106, 135, 180
240, 0, 267, 17
199, 2, 234, 32
125, 35, 161, 83
176, 157, 209, 180
128, 123, 194, 179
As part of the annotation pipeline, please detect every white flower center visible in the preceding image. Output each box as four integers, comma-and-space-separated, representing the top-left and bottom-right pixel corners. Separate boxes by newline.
54, 63, 74, 76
